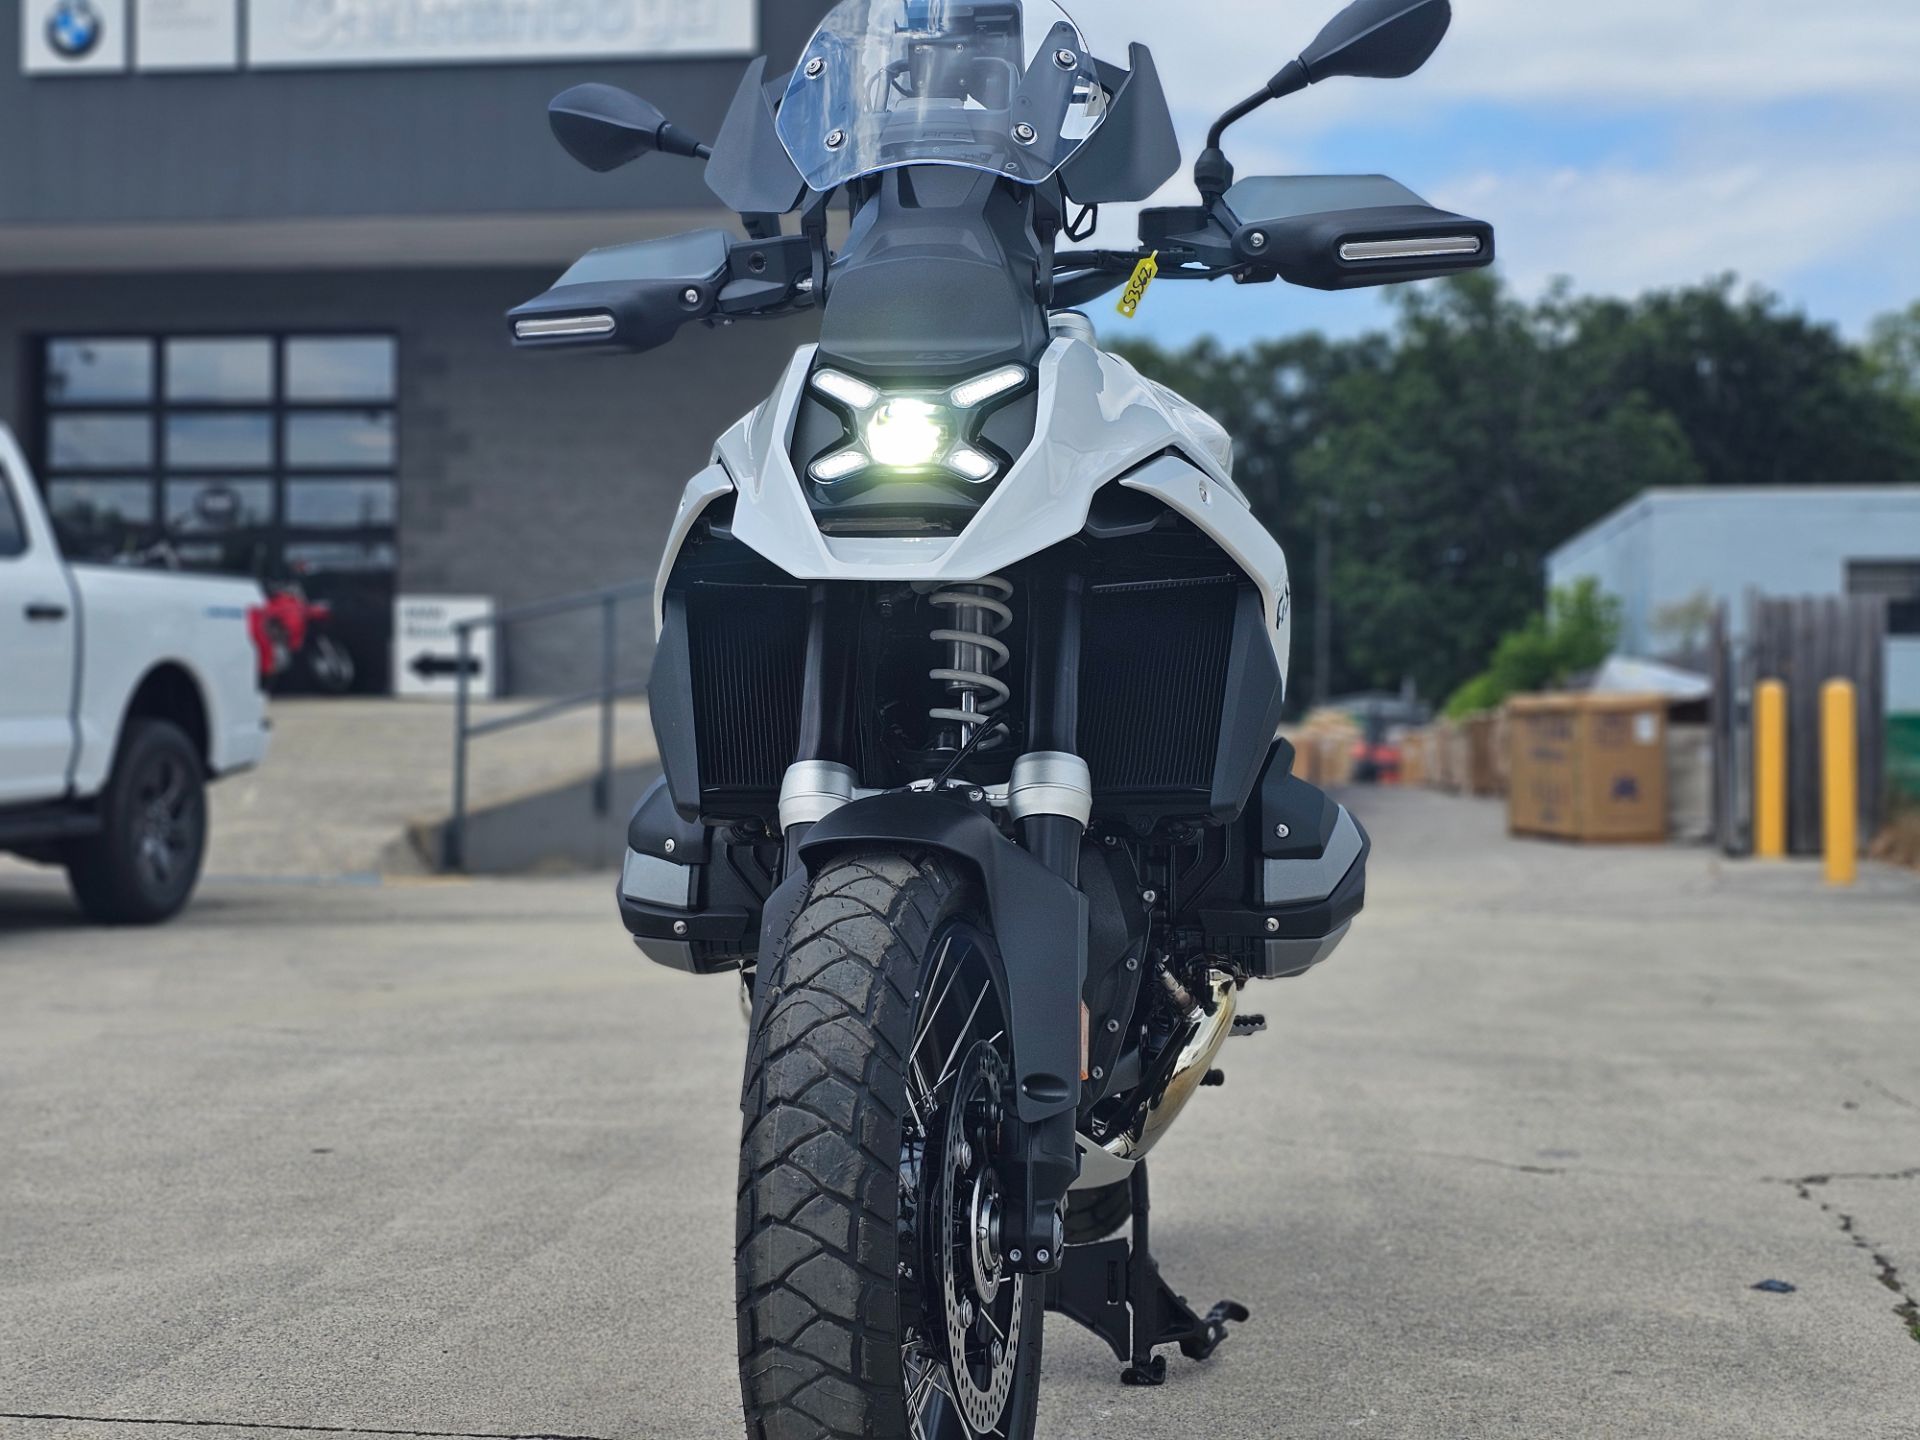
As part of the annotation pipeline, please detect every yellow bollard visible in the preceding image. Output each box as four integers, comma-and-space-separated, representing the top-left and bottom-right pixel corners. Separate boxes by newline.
1754, 679, 1787, 860
1822, 680, 1858, 888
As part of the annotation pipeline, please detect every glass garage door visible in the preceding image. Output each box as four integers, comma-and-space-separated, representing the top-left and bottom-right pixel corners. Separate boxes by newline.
35, 333, 399, 695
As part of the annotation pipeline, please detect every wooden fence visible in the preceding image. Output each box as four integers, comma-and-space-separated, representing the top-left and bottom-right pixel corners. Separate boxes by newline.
1710, 594, 1889, 856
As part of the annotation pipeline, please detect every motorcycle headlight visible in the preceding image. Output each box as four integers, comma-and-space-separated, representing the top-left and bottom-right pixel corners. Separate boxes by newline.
865, 399, 947, 468
807, 366, 1025, 486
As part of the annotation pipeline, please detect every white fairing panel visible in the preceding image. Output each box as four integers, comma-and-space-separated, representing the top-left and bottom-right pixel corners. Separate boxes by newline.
659, 336, 1292, 687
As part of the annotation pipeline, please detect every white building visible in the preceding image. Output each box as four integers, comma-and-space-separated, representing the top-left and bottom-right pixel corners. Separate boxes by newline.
1546, 488, 1920, 715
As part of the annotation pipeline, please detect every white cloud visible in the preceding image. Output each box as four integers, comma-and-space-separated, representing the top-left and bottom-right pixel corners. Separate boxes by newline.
1061, 0, 1920, 336
1447, 149, 1920, 302
1079, 0, 1920, 116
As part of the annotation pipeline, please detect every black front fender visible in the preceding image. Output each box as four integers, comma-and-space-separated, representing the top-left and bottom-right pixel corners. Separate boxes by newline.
770, 792, 1087, 1125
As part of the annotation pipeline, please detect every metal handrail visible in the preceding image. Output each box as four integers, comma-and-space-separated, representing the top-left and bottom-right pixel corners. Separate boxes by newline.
445, 579, 654, 871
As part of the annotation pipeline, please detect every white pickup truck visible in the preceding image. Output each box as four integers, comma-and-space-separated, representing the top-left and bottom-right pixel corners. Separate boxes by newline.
0, 424, 270, 924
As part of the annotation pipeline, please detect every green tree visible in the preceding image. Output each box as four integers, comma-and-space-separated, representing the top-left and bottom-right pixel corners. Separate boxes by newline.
1296, 273, 1697, 702
1117, 273, 1920, 709
1868, 301, 1920, 417
1566, 277, 1920, 488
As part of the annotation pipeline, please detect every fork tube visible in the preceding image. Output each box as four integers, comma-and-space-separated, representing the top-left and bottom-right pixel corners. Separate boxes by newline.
1022, 570, 1086, 884
794, 583, 856, 767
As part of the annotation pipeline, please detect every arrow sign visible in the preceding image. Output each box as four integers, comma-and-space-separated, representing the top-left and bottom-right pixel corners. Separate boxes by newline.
394, 595, 494, 699
410, 651, 484, 680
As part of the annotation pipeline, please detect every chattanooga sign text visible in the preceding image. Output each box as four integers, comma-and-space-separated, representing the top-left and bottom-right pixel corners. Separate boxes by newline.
246, 0, 756, 68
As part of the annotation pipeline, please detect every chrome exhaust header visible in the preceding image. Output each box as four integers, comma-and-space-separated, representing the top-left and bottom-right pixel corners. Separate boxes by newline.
1101, 969, 1238, 1167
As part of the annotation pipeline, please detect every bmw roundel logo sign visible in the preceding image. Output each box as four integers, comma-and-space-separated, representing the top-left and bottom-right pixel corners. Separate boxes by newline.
46, 0, 105, 61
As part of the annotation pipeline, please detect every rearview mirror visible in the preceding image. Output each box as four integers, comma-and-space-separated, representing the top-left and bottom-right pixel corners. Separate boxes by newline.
1300, 0, 1452, 83
1195, 0, 1453, 199
548, 84, 707, 172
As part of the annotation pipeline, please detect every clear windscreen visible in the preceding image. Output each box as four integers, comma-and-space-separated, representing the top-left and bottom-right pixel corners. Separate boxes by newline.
776, 0, 1109, 193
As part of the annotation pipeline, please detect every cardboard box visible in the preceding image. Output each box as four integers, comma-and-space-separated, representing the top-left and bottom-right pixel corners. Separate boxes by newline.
1506, 694, 1669, 843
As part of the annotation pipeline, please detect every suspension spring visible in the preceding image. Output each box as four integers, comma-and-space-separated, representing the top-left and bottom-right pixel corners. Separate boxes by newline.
927, 575, 1014, 748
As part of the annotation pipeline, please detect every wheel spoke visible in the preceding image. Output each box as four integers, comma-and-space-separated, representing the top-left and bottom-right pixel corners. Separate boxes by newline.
904, 1350, 937, 1439
976, 1305, 1005, 1343
906, 1053, 939, 1131
908, 938, 960, 1071
934, 987, 988, 1094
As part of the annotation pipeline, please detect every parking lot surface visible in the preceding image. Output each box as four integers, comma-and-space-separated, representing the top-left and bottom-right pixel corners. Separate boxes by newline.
3, 789, 1918, 1439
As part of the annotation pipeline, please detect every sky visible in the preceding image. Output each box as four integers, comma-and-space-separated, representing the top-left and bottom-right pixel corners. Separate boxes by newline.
1061, 0, 1920, 350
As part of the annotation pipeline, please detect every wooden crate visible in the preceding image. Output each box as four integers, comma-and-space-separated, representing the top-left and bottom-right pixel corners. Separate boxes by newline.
1507, 694, 1669, 843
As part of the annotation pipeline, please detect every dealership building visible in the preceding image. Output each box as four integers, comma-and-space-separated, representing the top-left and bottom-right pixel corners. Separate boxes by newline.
1, 0, 833, 693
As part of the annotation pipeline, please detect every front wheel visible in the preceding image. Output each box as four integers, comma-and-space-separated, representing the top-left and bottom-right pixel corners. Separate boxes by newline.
738, 852, 1044, 1440
305, 633, 356, 694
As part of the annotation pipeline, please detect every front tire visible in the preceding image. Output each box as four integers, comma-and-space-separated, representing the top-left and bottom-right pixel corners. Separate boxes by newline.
738, 852, 1044, 1440
66, 719, 208, 926
306, 633, 356, 694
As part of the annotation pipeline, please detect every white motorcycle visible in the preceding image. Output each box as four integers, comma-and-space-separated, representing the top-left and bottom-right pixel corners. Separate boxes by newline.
512, 1, 1490, 1434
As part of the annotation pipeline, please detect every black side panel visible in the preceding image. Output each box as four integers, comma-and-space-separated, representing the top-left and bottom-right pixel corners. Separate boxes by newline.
620, 777, 781, 975
1259, 743, 1342, 859
648, 591, 703, 821
704, 58, 809, 216
1060, 44, 1181, 205
1079, 840, 1146, 1103
627, 774, 711, 863
1208, 586, 1289, 823
795, 793, 1087, 1125
1183, 744, 1369, 979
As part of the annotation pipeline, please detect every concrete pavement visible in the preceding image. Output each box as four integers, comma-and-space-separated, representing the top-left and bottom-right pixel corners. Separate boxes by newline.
2, 789, 1917, 1439
208, 697, 659, 879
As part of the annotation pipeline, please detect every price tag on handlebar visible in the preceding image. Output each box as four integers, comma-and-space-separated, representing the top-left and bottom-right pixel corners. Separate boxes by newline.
1117, 252, 1159, 319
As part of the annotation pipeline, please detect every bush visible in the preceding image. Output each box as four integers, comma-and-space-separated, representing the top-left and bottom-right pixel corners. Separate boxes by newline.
1445, 579, 1621, 717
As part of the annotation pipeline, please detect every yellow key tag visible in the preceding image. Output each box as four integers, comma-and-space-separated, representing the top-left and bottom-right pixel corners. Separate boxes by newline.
1116, 252, 1159, 319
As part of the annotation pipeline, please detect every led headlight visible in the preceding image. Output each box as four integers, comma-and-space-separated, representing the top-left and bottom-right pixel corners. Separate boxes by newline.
812, 369, 881, 410
810, 448, 870, 482
946, 446, 999, 482
864, 399, 947, 468
806, 365, 1023, 485
949, 365, 1026, 409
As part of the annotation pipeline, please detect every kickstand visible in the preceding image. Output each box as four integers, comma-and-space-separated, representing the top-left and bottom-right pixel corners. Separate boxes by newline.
1043, 1161, 1250, 1386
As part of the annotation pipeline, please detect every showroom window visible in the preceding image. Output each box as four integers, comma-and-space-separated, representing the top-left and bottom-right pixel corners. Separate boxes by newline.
38, 333, 398, 573
38, 334, 400, 693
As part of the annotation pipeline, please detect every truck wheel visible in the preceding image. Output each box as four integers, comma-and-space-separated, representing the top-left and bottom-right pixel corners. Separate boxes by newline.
67, 719, 208, 926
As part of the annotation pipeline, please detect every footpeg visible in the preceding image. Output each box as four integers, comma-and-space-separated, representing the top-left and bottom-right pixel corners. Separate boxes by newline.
1231, 1013, 1268, 1037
